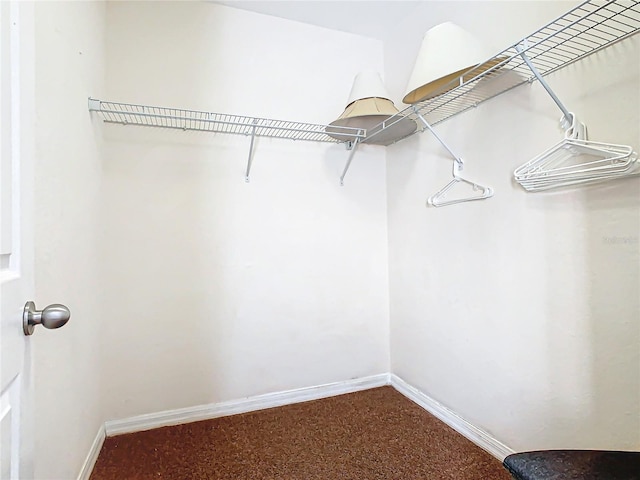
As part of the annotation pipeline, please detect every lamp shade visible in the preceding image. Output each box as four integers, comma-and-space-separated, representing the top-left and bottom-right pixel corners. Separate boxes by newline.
403, 22, 497, 104
343, 70, 391, 105
326, 70, 416, 145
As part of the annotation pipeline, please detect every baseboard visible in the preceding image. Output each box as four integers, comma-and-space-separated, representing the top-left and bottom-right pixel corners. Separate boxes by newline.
76, 424, 105, 480
101, 372, 513, 463
105, 373, 390, 437
389, 374, 514, 461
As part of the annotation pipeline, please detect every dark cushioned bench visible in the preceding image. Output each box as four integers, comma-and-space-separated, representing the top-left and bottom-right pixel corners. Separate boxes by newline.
504, 450, 640, 480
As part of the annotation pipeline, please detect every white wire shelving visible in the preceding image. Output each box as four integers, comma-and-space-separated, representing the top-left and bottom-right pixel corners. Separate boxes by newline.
88, 0, 639, 185
364, 0, 640, 145
88, 98, 364, 144
88, 98, 366, 182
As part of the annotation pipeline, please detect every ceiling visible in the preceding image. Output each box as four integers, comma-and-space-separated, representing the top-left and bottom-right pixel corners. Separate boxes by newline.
211, 1, 424, 41
210, 2, 580, 48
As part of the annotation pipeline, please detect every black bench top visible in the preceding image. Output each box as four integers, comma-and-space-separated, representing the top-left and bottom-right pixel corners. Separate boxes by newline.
504, 450, 640, 480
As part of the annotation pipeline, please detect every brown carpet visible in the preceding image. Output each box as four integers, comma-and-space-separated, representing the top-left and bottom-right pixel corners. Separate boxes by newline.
90, 386, 511, 480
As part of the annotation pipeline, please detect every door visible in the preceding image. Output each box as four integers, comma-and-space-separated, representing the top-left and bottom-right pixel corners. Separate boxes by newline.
1, 1, 35, 479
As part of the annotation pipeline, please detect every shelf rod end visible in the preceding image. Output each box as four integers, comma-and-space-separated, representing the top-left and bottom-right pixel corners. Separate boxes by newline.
88, 97, 101, 112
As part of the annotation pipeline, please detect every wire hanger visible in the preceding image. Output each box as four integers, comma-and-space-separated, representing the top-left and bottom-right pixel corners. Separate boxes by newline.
414, 111, 494, 208
513, 43, 639, 192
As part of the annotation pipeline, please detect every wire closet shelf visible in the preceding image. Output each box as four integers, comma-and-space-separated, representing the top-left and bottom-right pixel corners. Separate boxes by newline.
365, 0, 640, 145
87, 98, 366, 144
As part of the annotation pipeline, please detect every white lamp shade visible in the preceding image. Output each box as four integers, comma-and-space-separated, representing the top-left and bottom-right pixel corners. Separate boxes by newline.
403, 22, 496, 104
345, 70, 391, 104
326, 70, 417, 145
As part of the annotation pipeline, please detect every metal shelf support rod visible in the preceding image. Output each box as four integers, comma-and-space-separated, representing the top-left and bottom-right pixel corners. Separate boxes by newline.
340, 139, 360, 186
245, 121, 257, 183
516, 43, 572, 121
414, 110, 464, 167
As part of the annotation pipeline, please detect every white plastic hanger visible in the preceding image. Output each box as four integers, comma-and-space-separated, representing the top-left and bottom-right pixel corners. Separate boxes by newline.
515, 114, 638, 191
428, 162, 494, 207
514, 44, 638, 192
414, 111, 494, 208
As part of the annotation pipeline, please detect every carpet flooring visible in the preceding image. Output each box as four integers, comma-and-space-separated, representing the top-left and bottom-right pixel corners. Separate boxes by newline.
90, 386, 511, 479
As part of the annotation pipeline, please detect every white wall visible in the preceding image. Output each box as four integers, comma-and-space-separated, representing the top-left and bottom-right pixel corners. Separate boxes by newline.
33, 1, 106, 479
100, 2, 390, 420
386, 2, 640, 452
29, 3, 640, 476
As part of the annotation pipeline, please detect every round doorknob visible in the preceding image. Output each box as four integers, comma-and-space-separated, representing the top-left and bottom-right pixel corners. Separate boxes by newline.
23, 301, 71, 336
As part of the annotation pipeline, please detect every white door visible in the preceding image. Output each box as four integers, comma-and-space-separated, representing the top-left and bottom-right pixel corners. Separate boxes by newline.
1, 1, 35, 479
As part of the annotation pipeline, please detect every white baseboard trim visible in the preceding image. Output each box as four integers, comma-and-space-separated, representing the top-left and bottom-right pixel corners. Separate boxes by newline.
101, 372, 512, 464
76, 424, 105, 480
105, 373, 390, 437
389, 374, 514, 461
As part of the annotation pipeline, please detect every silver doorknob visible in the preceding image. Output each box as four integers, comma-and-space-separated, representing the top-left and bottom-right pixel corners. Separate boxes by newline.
23, 301, 71, 336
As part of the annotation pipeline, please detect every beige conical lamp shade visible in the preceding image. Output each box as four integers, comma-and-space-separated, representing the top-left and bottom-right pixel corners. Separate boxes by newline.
326, 71, 416, 146
403, 22, 500, 104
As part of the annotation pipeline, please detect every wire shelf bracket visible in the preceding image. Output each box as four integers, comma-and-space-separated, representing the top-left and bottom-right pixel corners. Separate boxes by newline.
245, 120, 257, 183
339, 139, 361, 186
87, 98, 366, 184
516, 41, 588, 141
